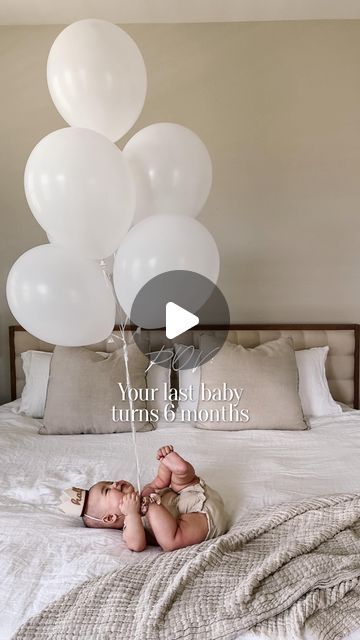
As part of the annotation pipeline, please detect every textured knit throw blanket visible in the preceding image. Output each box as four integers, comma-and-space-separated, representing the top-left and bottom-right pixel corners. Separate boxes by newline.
14, 493, 360, 640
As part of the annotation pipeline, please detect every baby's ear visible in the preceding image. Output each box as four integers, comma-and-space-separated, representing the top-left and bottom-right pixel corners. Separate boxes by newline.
103, 514, 117, 524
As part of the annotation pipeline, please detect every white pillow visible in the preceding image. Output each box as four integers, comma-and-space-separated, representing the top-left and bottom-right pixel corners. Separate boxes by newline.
17, 349, 172, 420
18, 351, 53, 418
175, 343, 342, 420
146, 350, 173, 418
174, 344, 201, 416
295, 346, 342, 417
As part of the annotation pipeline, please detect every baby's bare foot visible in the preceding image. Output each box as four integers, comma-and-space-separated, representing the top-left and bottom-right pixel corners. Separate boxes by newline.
156, 445, 174, 461
159, 451, 189, 475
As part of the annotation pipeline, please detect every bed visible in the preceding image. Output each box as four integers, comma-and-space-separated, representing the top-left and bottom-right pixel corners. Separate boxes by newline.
2, 324, 360, 640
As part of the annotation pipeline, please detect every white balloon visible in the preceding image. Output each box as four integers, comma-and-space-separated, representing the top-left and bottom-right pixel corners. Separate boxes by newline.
113, 214, 219, 317
47, 19, 147, 142
48, 233, 116, 275
24, 128, 135, 260
123, 123, 213, 224
6, 244, 115, 346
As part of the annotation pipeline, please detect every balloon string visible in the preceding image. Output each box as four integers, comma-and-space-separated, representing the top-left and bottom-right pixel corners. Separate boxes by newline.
122, 335, 142, 495
100, 260, 142, 495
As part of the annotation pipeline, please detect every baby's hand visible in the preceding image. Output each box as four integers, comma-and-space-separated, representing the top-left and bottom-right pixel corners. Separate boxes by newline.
119, 491, 140, 516
141, 483, 156, 498
156, 445, 174, 460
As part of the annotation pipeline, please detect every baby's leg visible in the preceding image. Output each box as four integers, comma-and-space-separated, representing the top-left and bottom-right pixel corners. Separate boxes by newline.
143, 446, 198, 496
146, 502, 208, 551
158, 449, 198, 493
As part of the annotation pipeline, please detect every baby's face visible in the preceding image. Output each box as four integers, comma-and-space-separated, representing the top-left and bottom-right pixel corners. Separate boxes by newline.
87, 480, 135, 525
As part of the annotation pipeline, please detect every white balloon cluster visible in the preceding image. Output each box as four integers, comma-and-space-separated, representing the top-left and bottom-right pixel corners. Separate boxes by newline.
6, 19, 219, 346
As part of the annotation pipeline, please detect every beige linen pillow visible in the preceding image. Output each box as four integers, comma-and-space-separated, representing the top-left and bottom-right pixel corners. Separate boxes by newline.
196, 336, 307, 431
42, 345, 153, 434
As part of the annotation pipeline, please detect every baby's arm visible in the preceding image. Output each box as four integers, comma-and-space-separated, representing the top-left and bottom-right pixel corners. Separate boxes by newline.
120, 492, 146, 552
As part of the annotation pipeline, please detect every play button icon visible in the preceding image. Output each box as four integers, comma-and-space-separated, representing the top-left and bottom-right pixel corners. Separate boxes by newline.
130, 270, 230, 369
166, 302, 199, 339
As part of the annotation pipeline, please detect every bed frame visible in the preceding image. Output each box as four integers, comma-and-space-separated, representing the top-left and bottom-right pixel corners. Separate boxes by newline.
9, 324, 360, 408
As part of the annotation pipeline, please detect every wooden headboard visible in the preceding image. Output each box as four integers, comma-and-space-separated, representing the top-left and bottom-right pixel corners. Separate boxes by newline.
9, 324, 360, 408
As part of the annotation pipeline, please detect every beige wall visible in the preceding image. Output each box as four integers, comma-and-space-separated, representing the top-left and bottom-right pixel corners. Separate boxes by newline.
1, 21, 360, 403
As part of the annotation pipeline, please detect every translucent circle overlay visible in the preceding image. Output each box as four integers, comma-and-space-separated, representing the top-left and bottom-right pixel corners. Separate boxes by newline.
130, 270, 230, 369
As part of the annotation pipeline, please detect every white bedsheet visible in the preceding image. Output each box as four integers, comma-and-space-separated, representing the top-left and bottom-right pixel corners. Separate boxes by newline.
1, 401, 360, 640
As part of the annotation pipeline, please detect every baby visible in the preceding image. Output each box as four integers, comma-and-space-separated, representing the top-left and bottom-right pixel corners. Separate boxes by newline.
60, 445, 228, 552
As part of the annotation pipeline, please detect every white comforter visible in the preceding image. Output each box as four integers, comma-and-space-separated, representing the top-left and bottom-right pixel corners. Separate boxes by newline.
1, 401, 360, 640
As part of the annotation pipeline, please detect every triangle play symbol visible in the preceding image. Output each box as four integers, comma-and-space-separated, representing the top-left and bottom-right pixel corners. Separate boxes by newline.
165, 302, 199, 340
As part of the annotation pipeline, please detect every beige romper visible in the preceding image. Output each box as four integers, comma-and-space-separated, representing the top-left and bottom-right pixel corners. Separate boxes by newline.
141, 477, 228, 542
